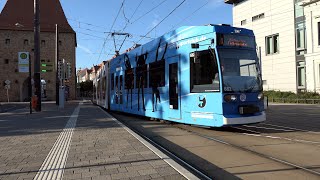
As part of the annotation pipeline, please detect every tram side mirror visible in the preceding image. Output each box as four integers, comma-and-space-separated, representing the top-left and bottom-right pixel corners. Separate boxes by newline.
191, 43, 199, 49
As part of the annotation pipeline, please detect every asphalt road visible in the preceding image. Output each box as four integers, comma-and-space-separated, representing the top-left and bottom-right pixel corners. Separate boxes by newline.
110, 103, 320, 179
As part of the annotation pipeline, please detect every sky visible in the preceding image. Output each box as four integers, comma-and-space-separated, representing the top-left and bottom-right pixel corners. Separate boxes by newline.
0, 0, 233, 70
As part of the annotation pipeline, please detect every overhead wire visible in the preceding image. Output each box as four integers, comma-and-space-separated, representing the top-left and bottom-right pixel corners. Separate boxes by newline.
137, 0, 186, 44
167, 0, 210, 32
130, 0, 168, 25
110, 0, 144, 54
97, 0, 125, 63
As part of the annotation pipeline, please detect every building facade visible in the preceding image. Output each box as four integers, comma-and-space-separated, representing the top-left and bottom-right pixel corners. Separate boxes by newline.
302, 0, 320, 93
225, 0, 310, 93
0, 0, 76, 102
77, 68, 92, 83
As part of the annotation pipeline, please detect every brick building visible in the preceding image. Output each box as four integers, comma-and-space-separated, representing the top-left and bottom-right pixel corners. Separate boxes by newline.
0, 0, 76, 102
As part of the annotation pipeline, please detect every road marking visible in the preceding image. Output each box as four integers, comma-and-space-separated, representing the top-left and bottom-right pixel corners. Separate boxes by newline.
243, 125, 295, 132
261, 123, 320, 134
232, 127, 320, 145
34, 102, 82, 180
102, 110, 204, 180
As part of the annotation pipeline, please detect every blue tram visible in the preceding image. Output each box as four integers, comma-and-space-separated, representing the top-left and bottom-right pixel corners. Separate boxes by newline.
96, 24, 265, 127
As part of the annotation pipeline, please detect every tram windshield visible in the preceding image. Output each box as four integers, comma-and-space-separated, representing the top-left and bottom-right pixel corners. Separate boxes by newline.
218, 48, 262, 93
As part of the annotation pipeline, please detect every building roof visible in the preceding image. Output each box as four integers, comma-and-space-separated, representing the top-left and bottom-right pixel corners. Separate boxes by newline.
77, 68, 88, 77
0, 0, 75, 33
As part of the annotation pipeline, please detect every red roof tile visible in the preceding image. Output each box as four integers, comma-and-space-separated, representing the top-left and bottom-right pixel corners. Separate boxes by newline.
0, 0, 75, 33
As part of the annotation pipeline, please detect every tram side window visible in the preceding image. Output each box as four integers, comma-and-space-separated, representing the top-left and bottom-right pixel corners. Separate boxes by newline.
111, 73, 114, 90
136, 65, 148, 88
149, 60, 165, 88
190, 50, 220, 93
125, 68, 134, 89
102, 77, 106, 99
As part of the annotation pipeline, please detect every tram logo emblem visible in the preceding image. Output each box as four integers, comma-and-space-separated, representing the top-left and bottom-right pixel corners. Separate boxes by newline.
198, 95, 206, 108
240, 94, 246, 102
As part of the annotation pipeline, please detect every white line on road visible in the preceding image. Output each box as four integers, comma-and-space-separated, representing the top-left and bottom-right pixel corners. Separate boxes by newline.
260, 123, 320, 134
34, 102, 82, 180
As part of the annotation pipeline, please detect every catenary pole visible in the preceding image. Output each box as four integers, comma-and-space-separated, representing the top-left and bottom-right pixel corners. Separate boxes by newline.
56, 24, 60, 105
34, 0, 41, 111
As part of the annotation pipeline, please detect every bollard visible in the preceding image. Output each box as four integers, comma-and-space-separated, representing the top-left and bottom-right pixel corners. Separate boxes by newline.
32, 95, 38, 109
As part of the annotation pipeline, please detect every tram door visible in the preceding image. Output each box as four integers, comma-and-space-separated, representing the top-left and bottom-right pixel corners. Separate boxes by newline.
115, 75, 123, 110
115, 76, 119, 105
119, 75, 123, 105
167, 55, 181, 120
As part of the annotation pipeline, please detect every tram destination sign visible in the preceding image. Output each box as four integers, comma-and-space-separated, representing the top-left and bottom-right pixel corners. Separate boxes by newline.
217, 34, 255, 48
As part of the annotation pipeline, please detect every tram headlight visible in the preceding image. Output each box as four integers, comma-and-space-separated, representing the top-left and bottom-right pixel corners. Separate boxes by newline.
258, 93, 264, 100
224, 94, 237, 102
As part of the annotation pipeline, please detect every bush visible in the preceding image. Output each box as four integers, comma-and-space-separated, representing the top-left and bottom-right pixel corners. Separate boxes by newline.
264, 90, 320, 104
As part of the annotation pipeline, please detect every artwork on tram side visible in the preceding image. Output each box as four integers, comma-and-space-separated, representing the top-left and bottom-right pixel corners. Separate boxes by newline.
124, 54, 134, 109
151, 39, 168, 112
94, 25, 266, 127
136, 51, 148, 111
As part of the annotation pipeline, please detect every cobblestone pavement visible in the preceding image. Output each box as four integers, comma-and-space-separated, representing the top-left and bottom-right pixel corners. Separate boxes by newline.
0, 101, 189, 180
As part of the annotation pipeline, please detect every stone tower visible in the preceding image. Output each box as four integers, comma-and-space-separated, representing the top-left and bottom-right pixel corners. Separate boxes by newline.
0, 0, 76, 102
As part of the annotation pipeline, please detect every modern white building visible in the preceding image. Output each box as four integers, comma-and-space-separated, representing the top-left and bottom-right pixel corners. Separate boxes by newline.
302, 0, 320, 93
225, 0, 311, 93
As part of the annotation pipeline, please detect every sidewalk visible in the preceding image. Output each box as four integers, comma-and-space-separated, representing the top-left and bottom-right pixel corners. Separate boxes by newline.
0, 101, 194, 180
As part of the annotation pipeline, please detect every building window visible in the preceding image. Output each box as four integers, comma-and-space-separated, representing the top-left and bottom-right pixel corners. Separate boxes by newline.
319, 64, 320, 84
5, 39, 10, 45
296, 28, 305, 49
266, 34, 279, 55
295, 0, 304, 18
4, 59, 9, 64
318, 22, 320, 46
252, 13, 264, 22
318, 64, 320, 84
296, 22, 306, 50
297, 61, 306, 88
241, 19, 247, 26
41, 40, 46, 46
24, 39, 29, 45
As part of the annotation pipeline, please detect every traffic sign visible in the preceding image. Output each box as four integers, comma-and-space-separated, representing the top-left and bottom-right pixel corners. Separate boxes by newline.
4, 84, 10, 89
5, 80, 11, 85
18, 52, 30, 73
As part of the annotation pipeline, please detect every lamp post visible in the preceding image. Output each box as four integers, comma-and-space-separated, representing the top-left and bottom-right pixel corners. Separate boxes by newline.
34, 0, 41, 111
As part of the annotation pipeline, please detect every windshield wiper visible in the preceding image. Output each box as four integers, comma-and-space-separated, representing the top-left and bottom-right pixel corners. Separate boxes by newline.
244, 77, 261, 93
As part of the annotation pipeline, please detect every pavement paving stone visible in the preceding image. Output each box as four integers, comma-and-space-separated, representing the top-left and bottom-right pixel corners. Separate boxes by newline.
0, 101, 188, 180
130, 175, 153, 180
63, 102, 187, 180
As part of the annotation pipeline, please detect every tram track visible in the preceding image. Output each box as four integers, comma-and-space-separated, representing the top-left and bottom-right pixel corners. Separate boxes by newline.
175, 124, 320, 177
228, 124, 320, 146
104, 110, 212, 180
108, 110, 320, 179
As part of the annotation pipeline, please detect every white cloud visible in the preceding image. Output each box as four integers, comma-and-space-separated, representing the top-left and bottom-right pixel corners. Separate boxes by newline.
207, 0, 225, 9
78, 44, 94, 55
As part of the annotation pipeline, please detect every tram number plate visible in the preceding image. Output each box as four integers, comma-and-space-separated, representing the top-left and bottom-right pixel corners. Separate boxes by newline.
239, 106, 259, 115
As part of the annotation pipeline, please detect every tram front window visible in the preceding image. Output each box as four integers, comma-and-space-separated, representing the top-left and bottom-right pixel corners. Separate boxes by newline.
218, 49, 262, 93
190, 50, 220, 93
